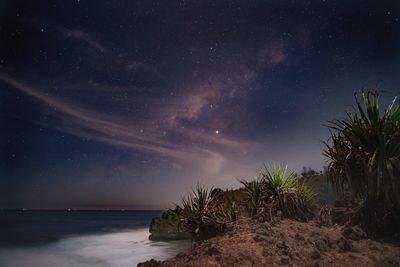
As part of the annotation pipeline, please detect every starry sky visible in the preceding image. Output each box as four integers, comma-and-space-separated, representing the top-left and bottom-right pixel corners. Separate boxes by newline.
1, 0, 400, 209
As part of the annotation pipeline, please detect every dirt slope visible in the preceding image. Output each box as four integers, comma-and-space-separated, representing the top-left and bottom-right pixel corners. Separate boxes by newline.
138, 218, 400, 267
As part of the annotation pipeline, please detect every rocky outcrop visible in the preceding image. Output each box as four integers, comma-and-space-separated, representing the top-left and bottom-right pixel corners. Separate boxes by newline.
149, 206, 191, 241
148, 189, 246, 241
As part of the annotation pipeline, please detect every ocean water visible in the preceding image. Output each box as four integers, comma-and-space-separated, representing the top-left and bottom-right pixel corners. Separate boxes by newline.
0, 211, 190, 267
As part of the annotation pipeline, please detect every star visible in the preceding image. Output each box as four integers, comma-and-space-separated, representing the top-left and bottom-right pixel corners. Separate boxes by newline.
215, 130, 220, 134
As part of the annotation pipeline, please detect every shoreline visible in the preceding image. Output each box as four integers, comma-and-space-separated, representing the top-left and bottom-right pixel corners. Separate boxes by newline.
0, 227, 190, 267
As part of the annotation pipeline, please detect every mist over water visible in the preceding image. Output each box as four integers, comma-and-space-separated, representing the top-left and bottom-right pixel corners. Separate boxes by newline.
0, 213, 190, 267
0, 228, 189, 267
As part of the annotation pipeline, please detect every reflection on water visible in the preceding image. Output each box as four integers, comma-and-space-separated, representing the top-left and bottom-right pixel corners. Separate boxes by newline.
0, 228, 190, 267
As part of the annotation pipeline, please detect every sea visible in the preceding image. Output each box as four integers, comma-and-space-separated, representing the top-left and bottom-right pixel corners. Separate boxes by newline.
0, 210, 190, 267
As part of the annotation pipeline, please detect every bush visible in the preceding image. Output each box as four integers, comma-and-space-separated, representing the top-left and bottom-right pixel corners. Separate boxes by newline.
149, 206, 191, 240
181, 183, 237, 241
240, 164, 318, 220
324, 91, 400, 235
297, 182, 318, 208
261, 164, 316, 220
239, 176, 266, 215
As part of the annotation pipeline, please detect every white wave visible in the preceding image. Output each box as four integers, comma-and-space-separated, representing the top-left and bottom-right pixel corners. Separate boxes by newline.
0, 228, 189, 267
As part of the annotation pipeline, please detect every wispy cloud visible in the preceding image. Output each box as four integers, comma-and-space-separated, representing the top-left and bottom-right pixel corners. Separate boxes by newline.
58, 26, 106, 52
0, 74, 253, 173
2, 21, 284, 177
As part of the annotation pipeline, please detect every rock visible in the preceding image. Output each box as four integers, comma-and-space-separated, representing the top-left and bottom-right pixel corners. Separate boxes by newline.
137, 259, 162, 267
148, 206, 191, 241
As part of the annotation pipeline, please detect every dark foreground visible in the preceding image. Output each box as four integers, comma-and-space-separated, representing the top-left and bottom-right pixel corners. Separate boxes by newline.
139, 218, 400, 267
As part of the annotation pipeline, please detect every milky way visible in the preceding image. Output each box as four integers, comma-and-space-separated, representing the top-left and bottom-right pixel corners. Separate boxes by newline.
1, 1, 400, 209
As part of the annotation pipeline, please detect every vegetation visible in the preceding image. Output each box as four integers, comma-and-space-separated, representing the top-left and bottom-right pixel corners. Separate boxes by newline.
263, 164, 317, 220
241, 164, 318, 221
149, 206, 191, 240
178, 165, 317, 242
297, 182, 319, 208
160, 206, 183, 229
324, 91, 400, 235
181, 183, 213, 240
150, 91, 400, 244
181, 183, 238, 241
240, 176, 266, 215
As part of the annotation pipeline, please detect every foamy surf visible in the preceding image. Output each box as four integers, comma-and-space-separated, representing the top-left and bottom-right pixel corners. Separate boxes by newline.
0, 228, 189, 267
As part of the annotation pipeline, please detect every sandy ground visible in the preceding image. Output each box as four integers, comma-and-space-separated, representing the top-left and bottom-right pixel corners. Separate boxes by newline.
138, 218, 400, 267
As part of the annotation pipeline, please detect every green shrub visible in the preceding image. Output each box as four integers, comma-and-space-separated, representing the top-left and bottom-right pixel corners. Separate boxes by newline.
261, 164, 312, 220
262, 164, 298, 193
240, 164, 318, 220
181, 183, 213, 240
324, 91, 400, 235
181, 183, 237, 241
297, 182, 318, 208
239, 177, 266, 214
213, 201, 239, 225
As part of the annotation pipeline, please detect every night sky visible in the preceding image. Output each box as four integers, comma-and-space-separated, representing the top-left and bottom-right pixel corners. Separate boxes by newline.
1, 1, 400, 209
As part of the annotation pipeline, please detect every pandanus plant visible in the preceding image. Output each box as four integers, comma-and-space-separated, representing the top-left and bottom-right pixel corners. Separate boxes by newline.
181, 183, 237, 241
181, 183, 214, 240
261, 164, 316, 220
239, 177, 266, 215
241, 164, 317, 220
324, 91, 400, 235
